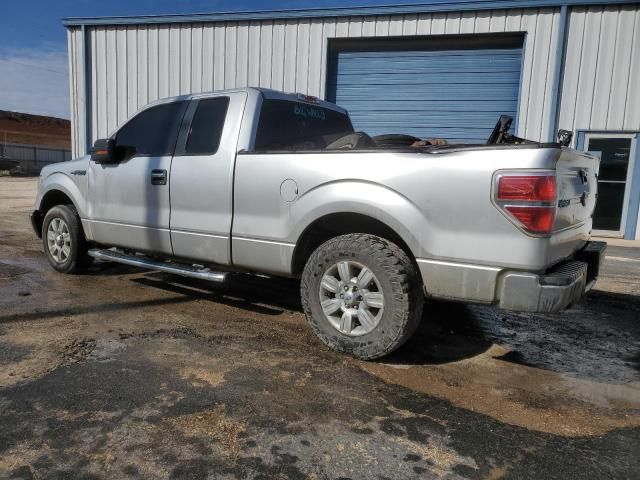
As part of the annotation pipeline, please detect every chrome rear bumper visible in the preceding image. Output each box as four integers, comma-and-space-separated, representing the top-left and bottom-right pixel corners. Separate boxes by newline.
417, 241, 606, 313
498, 241, 606, 313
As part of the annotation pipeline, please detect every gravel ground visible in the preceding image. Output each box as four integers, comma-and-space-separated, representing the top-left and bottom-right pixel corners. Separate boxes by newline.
0, 176, 638, 480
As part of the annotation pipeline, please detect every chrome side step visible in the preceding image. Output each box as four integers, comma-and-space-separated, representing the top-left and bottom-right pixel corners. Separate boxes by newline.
88, 248, 227, 282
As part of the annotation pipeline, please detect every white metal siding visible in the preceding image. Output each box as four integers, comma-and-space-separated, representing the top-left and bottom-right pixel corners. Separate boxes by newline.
68, 7, 581, 156
67, 29, 84, 156
559, 5, 640, 135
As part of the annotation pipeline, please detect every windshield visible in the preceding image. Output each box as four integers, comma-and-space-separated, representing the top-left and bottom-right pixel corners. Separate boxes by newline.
253, 99, 354, 151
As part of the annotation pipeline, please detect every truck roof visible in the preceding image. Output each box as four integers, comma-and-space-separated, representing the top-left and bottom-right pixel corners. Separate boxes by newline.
144, 87, 347, 114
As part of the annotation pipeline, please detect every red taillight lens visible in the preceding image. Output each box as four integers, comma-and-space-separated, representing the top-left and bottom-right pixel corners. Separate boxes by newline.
497, 175, 556, 202
505, 206, 555, 234
495, 173, 557, 234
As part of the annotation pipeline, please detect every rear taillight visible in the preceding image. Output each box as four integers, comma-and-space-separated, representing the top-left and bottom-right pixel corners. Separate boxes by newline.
497, 175, 556, 202
494, 173, 557, 235
504, 206, 555, 233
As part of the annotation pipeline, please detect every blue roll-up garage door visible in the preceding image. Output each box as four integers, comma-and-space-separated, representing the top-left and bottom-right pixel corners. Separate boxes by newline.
327, 35, 523, 143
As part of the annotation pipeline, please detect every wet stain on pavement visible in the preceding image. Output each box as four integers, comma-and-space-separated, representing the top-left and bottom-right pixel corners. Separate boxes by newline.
0, 341, 32, 366
0, 262, 30, 279
0, 334, 639, 479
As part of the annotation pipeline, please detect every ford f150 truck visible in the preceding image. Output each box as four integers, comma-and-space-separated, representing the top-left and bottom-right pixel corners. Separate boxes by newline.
31, 88, 605, 359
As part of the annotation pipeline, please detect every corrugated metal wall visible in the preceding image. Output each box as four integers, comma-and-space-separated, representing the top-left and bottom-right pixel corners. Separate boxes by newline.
558, 4, 640, 134
68, 7, 567, 157
1, 143, 71, 163
67, 5, 640, 158
1, 143, 72, 174
68, 29, 84, 158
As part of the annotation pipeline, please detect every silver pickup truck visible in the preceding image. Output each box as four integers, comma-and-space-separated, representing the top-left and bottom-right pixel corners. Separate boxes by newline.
31, 87, 605, 359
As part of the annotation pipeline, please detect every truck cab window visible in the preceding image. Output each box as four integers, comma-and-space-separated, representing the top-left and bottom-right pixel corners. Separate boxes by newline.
253, 99, 354, 151
185, 97, 230, 155
114, 101, 186, 161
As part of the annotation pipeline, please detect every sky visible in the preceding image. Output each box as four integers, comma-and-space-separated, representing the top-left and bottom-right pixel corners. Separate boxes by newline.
0, 0, 424, 120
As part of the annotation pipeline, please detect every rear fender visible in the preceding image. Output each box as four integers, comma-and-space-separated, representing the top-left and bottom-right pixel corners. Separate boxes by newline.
293, 180, 431, 257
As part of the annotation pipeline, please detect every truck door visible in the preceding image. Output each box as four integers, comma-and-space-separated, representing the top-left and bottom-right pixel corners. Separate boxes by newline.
87, 101, 188, 254
169, 92, 246, 264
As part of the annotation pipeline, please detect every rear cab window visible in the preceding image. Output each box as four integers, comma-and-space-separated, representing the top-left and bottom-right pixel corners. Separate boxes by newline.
253, 99, 354, 151
185, 97, 230, 155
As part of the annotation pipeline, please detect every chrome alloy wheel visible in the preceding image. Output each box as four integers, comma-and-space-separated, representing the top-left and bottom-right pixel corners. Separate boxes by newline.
46, 217, 71, 263
319, 260, 385, 336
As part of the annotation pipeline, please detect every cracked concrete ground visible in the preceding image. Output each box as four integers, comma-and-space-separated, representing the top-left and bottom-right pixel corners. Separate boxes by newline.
0, 177, 639, 479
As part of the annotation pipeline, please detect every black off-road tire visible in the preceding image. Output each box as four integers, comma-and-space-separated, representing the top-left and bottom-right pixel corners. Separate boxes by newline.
301, 234, 424, 360
42, 205, 93, 274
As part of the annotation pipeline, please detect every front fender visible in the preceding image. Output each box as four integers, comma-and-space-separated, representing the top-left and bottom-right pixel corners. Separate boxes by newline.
37, 172, 87, 218
293, 180, 432, 258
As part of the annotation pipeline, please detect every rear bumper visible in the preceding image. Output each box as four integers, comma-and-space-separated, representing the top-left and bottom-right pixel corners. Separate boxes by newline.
498, 241, 606, 313
417, 241, 606, 314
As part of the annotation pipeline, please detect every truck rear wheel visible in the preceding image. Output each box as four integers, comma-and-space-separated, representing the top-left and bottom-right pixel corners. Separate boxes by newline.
42, 205, 92, 274
301, 234, 424, 360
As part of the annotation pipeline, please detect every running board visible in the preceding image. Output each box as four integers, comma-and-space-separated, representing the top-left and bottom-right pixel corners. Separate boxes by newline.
88, 248, 227, 282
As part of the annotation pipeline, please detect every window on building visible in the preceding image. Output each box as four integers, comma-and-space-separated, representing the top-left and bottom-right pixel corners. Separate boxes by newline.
585, 134, 637, 234
115, 101, 186, 160
185, 97, 230, 155
253, 99, 354, 151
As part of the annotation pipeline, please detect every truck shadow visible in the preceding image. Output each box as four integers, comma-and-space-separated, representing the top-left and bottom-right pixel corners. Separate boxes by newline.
124, 269, 640, 382
385, 300, 494, 365
130, 274, 291, 316
129, 270, 493, 365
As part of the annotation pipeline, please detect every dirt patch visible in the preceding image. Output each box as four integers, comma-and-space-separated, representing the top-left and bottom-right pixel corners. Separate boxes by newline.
0, 341, 32, 366
170, 405, 245, 458
59, 338, 97, 366
180, 366, 225, 387
0, 262, 30, 278
400, 437, 466, 472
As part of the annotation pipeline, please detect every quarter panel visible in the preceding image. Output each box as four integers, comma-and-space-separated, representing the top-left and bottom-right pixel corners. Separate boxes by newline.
232, 147, 584, 275
232, 237, 296, 275
232, 152, 431, 274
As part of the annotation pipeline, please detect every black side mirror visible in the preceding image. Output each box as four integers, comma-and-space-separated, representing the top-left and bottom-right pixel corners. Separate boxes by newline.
91, 138, 115, 163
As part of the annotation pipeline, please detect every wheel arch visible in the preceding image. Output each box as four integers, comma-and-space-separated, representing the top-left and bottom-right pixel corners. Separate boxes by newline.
36, 175, 89, 239
40, 189, 77, 214
291, 212, 416, 276
37, 173, 86, 217
31, 189, 77, 239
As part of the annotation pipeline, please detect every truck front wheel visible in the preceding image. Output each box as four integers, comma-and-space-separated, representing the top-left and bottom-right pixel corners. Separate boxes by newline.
42, 205, 92, 274
301, 234, 424, 360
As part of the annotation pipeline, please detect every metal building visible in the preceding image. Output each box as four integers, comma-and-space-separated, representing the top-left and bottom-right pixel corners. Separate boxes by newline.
64, 1, 640, 239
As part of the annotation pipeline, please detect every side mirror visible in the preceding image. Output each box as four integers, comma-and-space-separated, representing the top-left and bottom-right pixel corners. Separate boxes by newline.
91, 138, 115, 163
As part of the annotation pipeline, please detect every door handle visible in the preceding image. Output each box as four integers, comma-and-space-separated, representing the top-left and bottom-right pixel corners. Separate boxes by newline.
151, 169, 167, 185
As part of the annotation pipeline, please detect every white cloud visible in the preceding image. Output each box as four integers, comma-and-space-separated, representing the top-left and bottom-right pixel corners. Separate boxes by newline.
0, 46, 69, 119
